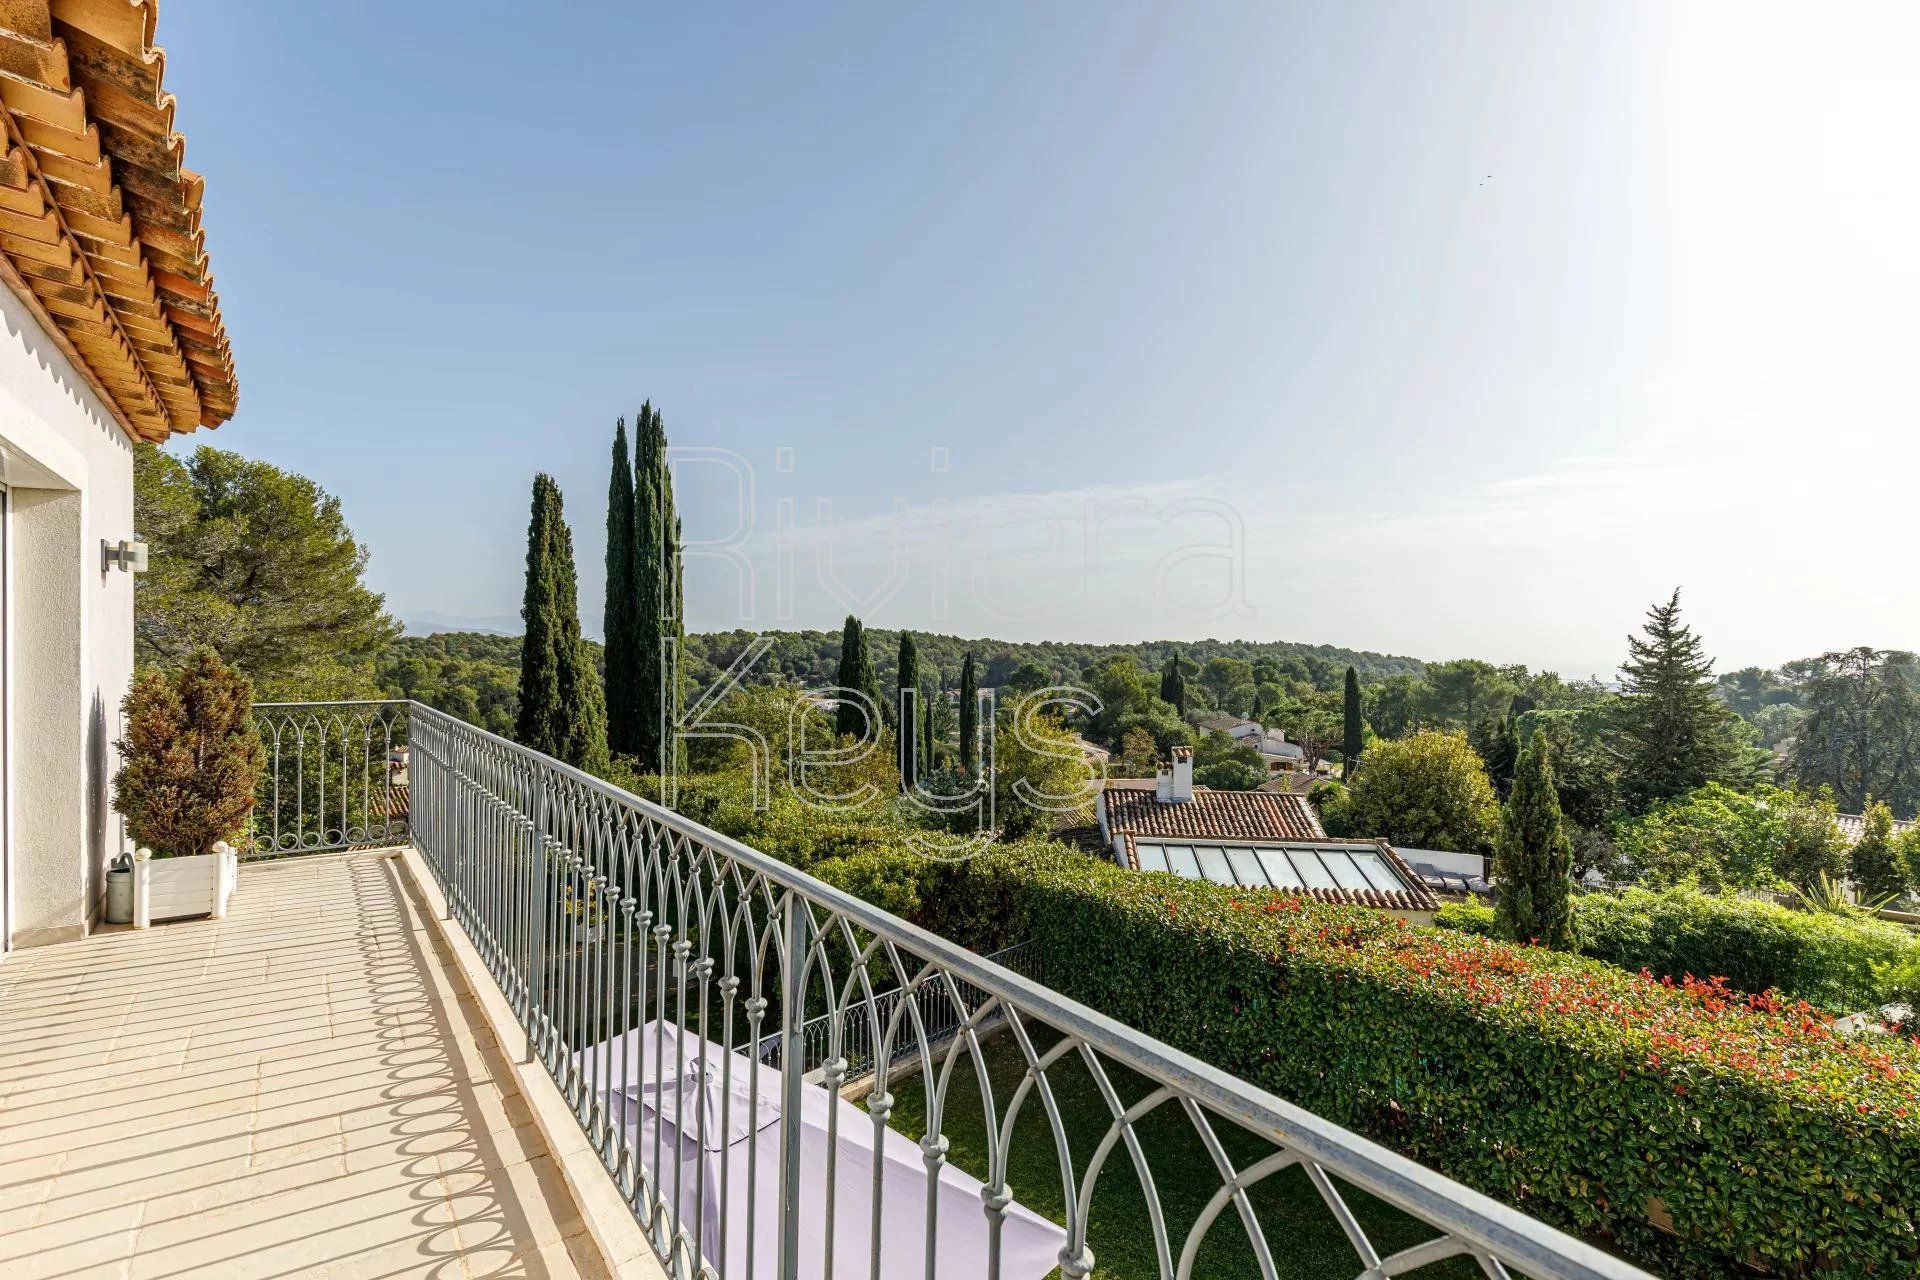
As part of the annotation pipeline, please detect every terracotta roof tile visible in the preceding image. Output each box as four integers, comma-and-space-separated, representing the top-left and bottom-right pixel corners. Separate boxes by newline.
0, 0, 235, 440
1102, 784, 1327, 842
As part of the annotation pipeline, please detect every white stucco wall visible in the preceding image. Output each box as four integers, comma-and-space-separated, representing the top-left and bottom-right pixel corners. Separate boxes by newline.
0, 283, 137, 949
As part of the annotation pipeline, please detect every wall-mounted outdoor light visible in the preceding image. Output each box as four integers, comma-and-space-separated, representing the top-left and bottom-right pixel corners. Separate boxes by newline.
102, 539, 149, 574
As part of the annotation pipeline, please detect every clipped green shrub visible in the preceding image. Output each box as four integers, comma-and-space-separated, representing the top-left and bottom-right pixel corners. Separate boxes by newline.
1433, 898, 1495, 935
924, 843, 1920, 1279
1436, 886, 1918, 1013
1572, 886, 1915, 1014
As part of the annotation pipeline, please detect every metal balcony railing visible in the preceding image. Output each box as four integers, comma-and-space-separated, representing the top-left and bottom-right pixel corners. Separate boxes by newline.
248, 700, 411, 857
256, 700, 1650, 1280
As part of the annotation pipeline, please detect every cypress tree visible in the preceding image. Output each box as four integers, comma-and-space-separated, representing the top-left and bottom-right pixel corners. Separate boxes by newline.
1161, 653, 1187, 716
1493, 729, 1575, 949
959, 652, 979, 773
1342, 665, 1362, 781
634, 402, 684, 773
516, 474, 608, 773
921, 670, 940, 772
603, 418, 642, 757
834, 616, 880, 740
897, 632, 921, 787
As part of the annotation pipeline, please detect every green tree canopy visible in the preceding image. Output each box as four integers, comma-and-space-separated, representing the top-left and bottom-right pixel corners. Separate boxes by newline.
134, 444, 398, 700
1787, 648, 1920, 817
1192, 732, 1266, 790
1616, 782, 1846, 891
1849, 799, 1904, 901
1344, 729, 1499, 853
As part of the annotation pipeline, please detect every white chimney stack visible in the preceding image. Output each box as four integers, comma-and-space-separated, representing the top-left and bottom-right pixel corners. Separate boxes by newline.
1156, 746, 1195, 803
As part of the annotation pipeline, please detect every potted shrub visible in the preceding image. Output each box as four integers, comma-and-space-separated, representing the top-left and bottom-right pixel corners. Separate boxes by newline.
111, 649, 263, 926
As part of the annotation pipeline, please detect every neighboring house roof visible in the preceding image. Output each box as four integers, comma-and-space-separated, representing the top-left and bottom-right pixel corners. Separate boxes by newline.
1073, 735, 1111, 763
1125, 836, 1440, 913
1102, 784, 1326, 842
1258, 733, 1304, 759
1834, 811, 1917, 846
1195, 712, 1242, 733
0, 1, 237, 440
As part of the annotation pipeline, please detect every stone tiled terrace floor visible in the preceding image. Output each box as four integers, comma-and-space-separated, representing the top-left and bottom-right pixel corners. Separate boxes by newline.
0, 851, 610, 1280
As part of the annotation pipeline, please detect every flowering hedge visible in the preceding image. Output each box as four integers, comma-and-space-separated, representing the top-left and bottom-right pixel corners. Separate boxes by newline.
1439, 887, 1918, 1013
922, 843, 1920, 1278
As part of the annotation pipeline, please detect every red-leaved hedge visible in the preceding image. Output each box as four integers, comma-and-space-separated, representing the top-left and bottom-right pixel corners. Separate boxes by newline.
922, 842, 1920, 1278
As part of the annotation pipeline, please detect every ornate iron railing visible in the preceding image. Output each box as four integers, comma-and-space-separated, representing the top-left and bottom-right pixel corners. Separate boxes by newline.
387, 700, 1648, 1280
248, 700, 410, 858
768, 940, 1042, 1080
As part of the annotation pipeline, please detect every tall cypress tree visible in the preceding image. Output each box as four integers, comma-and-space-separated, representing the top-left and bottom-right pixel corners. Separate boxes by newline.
603, 418, 642, 756
1160, 653, 1187, 716
897, 632, 921, 787
1342, 665, 1363, 781
634, 402, 684, 773
1616, 589, 1746, 810
516, 474, 608, 774
959, 652, 979, 773
834, 616, 880, 740
1493, 729, 1575, 949
922, 669, 940, 772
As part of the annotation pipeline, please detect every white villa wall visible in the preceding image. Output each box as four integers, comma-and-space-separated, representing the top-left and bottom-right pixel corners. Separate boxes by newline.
0, 283, 137, 948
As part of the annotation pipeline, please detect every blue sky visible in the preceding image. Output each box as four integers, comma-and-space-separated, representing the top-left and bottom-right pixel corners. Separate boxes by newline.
158, 2, 1919, 677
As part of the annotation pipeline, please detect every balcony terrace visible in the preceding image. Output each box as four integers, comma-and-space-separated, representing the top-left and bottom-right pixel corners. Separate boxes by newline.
0, 701, 1648, 1280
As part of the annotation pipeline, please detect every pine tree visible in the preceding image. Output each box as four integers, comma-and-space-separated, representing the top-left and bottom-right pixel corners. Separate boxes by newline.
1160, 653, 1187, 716
1342, 665, 1362, 782
897, 632, 921, 787
1493, 729, 1575, 949
959, 652, 979, 773
516, 474, 608, 773
602, 418, 642, 757
834, 616, 880, 740
634, 403, 683, 773
1615, 589, 1747, 810
1851, 799, 1904, 901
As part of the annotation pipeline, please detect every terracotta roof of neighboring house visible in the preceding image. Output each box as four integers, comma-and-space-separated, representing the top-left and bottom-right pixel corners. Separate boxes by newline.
1834, 811, 1917, 846
1053, 823, 1108, 855
1123, 835, 1440, 913
1102, 783, 1326, 842
0, 0, 236, 440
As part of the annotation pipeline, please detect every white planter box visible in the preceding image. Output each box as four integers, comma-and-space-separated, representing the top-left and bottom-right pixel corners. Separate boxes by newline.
133, 847, 237, 927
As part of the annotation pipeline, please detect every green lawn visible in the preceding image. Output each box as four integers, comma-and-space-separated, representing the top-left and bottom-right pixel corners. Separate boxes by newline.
882, 1030, 1487, 1280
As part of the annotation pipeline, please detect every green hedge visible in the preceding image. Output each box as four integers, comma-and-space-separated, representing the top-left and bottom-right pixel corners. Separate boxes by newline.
923, 844, 1920, 1279
1437, 888, 1918, 1014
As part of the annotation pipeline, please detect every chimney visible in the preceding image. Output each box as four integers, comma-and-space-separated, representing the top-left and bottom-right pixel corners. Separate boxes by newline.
1156, 745, 1195, 803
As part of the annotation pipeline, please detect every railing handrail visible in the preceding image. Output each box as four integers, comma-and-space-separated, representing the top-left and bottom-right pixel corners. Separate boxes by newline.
250, 698, 411, 709
399, 699, 1644, 1280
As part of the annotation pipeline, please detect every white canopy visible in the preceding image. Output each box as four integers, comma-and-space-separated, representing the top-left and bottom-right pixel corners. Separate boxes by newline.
578, 1021, 1066, 1280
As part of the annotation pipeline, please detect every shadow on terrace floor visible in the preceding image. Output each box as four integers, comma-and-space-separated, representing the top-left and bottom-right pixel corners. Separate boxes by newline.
0, 850, 608, 1280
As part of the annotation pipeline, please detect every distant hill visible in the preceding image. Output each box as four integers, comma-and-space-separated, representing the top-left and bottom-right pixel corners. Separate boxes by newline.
402, 611, 520, 637
380, 628, 1423, 731
684, 629, 1424, 692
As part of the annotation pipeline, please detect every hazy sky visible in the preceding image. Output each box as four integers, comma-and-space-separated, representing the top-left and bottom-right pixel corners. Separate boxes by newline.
158, 2, 1919, 679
